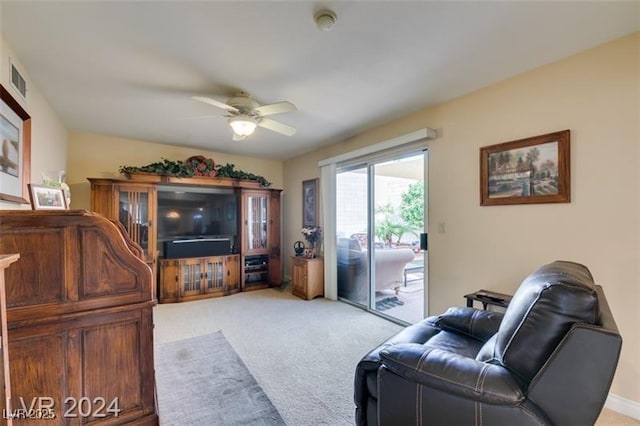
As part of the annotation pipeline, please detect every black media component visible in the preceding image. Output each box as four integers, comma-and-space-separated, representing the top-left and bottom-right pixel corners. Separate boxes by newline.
163, 238, 231, 259
244, 255, 269, 284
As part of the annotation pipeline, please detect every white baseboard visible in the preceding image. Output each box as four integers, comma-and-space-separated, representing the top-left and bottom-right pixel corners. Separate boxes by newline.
606, 393, 640, 420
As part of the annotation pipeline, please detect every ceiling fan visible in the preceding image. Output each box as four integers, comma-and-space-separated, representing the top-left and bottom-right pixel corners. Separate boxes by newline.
192, 92, 296, 141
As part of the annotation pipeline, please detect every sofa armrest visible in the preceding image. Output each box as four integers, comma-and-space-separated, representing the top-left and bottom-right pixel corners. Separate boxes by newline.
380, 343, 523, 405
436, 306, 503, 342
357, 319, 441, 367
355, 320, 442, 425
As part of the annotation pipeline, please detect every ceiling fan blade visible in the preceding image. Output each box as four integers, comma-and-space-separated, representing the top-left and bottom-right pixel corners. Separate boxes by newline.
192, 96, 239, 113
258, 118, 296, 136
254, 101, 296, 116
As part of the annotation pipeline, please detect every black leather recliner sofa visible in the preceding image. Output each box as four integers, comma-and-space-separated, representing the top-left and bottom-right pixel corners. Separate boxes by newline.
355, 261, 622, 425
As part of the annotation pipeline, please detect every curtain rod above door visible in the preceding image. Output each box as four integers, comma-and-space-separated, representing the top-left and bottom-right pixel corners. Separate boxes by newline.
318, 128, 437, 168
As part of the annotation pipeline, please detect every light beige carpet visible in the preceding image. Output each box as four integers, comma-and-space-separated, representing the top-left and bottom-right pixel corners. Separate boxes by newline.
154, 287, 402, 425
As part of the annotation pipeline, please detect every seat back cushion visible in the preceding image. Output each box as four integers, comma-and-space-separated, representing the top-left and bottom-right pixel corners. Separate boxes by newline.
476, 261, 599, 384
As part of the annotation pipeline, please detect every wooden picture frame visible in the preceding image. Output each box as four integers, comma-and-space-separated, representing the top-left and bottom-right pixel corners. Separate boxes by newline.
480, 130, 570, 206
302, 178, 318, 227
0, 84, 31, 204
28, 184, 68, 210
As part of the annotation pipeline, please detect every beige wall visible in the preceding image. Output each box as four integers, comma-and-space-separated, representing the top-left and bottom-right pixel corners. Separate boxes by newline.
283, 33, 640, 403
67, 131, 284, 210
0, 38, 68, 209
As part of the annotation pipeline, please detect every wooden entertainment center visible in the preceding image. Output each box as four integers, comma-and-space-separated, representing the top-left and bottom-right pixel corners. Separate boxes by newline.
89, 175, 281, 303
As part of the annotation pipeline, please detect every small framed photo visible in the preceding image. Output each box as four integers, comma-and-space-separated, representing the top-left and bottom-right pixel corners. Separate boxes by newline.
480, 130, 570, 206
302, 178, 318, 227
28, 184, 68, 210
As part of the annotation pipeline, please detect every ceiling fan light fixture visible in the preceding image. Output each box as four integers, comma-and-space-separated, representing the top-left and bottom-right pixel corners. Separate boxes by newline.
228, 115, 258, 137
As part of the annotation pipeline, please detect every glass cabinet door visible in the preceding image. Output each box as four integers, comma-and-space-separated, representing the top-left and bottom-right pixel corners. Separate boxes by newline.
180, 259, 202, 297
204, 258, 224, 294
118, 188, 153, 258
245, 193, 268, 253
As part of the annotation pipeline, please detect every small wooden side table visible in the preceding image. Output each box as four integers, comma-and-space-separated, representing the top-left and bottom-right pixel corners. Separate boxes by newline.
291, 256, 324, 300
464, 289, 512, 310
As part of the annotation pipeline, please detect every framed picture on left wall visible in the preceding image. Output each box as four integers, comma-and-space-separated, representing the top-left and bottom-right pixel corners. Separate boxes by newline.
0, 84, 31, 204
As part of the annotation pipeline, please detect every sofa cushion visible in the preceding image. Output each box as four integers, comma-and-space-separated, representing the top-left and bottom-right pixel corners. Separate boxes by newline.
424, 331, 484, 358
477, 261, 599, 384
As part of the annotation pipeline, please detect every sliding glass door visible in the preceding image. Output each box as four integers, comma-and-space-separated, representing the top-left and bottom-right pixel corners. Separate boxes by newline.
336, 166, 369, 306
336, 153, 425, 323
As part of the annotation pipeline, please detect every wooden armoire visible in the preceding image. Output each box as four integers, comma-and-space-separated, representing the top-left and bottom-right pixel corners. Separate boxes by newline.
0, 211, 158, 425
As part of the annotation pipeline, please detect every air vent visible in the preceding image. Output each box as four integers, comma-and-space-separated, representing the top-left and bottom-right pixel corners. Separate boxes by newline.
10, 61, 27, 99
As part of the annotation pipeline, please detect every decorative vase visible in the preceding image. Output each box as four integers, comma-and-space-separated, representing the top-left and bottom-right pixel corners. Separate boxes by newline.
42, 170, 71, 208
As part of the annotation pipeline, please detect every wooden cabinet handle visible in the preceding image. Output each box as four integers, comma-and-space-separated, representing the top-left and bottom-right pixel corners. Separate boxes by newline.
227, 270, 230, 276
175, 275, 178, 283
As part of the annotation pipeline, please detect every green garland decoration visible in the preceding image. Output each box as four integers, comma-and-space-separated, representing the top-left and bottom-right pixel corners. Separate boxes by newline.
119, 156, 271, 187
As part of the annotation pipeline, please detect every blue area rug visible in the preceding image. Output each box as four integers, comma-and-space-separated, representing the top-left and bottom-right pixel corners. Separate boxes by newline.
155, 331, 285, 426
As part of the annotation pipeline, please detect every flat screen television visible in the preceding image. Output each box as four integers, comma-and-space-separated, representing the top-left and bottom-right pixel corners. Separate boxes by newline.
157, 185, 238, 257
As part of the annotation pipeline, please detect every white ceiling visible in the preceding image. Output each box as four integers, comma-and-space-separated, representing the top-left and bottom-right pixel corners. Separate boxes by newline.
2, 1, 638, 161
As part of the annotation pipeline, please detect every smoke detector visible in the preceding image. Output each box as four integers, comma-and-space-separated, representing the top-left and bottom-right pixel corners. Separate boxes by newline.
314, 9, 337, 31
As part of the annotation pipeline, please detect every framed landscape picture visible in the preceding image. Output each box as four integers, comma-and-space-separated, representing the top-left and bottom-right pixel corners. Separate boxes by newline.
480, 130, 570, 206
